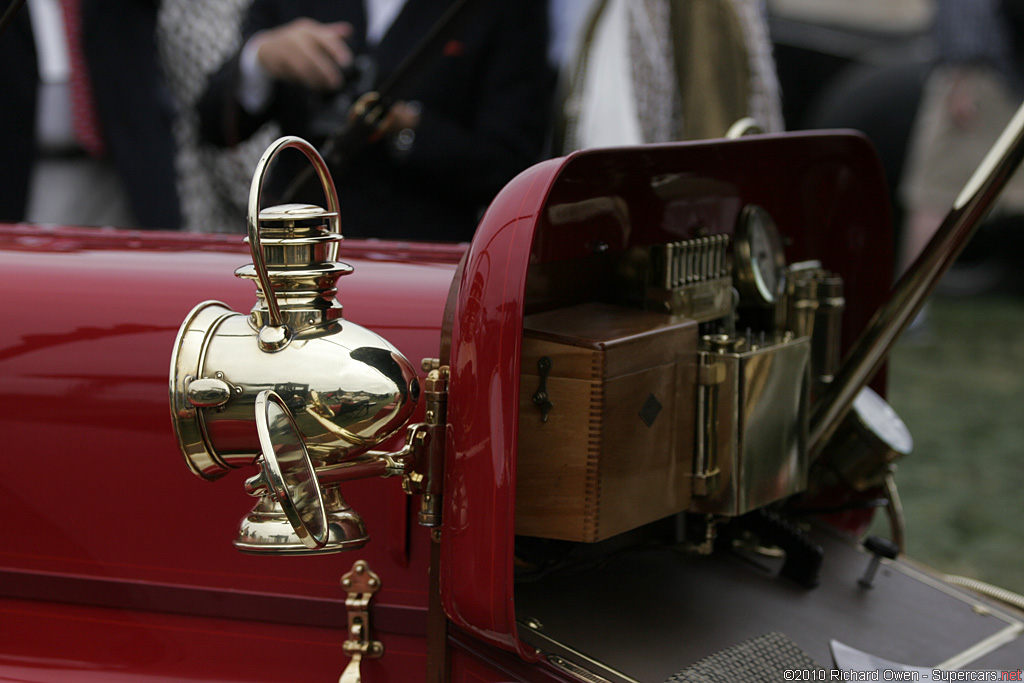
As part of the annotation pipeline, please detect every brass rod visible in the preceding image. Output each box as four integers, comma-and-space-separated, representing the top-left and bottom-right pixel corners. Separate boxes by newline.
315, 454, 390, 485
809, 102, 1024, 456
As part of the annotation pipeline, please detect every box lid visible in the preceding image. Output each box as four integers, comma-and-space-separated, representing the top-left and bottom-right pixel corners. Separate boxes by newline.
522, 302, 696, 379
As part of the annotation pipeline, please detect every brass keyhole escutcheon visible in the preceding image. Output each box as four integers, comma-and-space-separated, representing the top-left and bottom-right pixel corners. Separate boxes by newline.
532, 356, 553, 422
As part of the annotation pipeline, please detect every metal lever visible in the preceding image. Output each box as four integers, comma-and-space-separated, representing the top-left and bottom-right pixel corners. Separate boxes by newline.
857, 535, 899, 589
810, 102, 1024, 456
339, 560, 384, 682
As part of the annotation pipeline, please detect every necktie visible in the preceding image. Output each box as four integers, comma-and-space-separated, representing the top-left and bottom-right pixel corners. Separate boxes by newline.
60, 0, 105, 157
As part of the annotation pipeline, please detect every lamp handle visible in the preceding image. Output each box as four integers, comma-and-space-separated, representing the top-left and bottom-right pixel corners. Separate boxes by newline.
245, 136, 341, 330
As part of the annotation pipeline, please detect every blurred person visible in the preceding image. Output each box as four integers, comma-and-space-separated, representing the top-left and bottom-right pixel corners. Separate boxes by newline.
555, 0, 783, 153
157, 0, 277, 233
547, 0, 594, 69
196, 0, 556, 243
0, 0, 181, 230
899, 0, 1024, 276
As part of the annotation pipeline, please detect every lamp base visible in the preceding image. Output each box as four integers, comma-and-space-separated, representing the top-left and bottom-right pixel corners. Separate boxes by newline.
234, 493, 368, 555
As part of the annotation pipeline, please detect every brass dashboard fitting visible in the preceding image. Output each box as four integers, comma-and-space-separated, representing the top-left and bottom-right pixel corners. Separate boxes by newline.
691, 331, 810, 516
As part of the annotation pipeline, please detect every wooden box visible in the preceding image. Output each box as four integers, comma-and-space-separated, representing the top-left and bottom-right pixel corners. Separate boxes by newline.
516, 302, 698, 542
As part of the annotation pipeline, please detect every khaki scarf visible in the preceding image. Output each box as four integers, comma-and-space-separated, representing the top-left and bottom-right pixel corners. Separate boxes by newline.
671, 0, 752, 140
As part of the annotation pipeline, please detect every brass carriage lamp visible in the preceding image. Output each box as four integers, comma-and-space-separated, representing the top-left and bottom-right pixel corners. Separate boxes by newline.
169, 136, 423, 554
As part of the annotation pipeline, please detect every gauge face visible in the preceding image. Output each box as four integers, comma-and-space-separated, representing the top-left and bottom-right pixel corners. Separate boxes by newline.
735, 205, 787, 305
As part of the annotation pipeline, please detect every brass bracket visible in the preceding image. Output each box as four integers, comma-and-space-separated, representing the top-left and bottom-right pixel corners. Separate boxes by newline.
339, 560, 384, 683
417, 366, 449, 530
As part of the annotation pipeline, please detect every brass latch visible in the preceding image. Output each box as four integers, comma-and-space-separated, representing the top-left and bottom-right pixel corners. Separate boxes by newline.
339, 560, 384, 683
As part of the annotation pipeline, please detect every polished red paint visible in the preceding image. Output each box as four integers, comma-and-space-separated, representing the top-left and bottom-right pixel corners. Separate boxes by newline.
0, 596, 427, 682
443, 159, 564, 659
0, 225, 462, 680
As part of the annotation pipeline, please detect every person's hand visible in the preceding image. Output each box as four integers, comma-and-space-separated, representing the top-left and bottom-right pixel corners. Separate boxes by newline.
348, 94, 421, 142
380, 101, 422, 135
254, 18, 354, 91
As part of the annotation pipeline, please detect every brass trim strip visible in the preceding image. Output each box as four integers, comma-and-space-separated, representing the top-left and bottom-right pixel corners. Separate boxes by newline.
548, 655, 614, 683
518, 623, 643, 683
935, 624, 1024, 671
891, 561, 1024, 669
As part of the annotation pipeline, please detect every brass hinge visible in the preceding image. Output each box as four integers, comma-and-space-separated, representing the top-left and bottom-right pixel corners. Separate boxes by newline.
339, 560, 384, 683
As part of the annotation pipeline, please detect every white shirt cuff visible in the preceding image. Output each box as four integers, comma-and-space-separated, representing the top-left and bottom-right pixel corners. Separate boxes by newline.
238, 33, 274, 114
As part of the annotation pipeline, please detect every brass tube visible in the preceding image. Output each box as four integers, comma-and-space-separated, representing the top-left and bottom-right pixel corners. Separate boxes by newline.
316, 453, 392, 485
810, 102, 1024, 456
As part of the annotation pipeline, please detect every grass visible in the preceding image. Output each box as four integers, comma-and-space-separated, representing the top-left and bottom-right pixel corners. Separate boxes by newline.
876, 293, 1024, 594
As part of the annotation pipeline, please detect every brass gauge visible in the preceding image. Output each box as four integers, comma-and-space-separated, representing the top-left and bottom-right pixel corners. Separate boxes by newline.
734, 204, 787, 305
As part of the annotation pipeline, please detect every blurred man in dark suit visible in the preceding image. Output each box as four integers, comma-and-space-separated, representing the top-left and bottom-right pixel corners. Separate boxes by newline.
197, 0, 555, 242
0, 0, 181, 230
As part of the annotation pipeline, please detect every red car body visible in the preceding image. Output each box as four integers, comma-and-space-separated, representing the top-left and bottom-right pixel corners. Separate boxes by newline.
2, 134, 1021, 682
